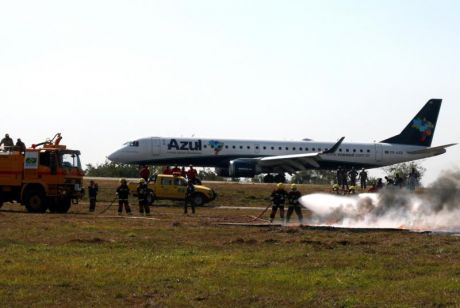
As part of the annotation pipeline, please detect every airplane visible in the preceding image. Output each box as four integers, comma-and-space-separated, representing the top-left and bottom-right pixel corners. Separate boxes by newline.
108, 99, 456, 178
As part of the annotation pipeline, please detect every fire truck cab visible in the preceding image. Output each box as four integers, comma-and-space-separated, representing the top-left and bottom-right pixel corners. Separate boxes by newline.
0, 133, 84, 213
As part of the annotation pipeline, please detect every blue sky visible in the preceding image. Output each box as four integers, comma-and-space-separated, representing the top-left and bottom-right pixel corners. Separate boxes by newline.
0, 1, 458, 184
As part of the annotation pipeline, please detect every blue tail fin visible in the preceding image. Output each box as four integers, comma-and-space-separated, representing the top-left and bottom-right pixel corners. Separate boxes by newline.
381, 99, 442, 147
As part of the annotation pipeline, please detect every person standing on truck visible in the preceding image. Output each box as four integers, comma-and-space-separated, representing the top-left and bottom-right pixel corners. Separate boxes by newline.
286, 184, 303, 225
15, 138, 26, 153
184, 180, 196, 214
269, 183, 287, 223
116, 179, 132, 215
0, 134, 14, 148
137, 178, 151, 216
172, 165, 181, 176
139, 165, 150, 182
88, 180, 98, 212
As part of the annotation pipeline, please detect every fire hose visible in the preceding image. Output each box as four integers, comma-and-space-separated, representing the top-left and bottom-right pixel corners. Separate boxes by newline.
98, 196, 118, 215
250, 203, 272, 222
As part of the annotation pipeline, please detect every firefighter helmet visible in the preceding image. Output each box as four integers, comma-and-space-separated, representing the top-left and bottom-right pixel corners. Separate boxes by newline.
277, 183, 284, 189
348, 186, 356, 194
120, 178, 126, 184
291, 184, 297, 190
139, 178, 146, 184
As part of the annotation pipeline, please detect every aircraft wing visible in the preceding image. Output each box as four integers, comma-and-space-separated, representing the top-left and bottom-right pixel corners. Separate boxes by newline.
256, 137, 345, 172
258, 152, 322, 169
406, 143, 457, 156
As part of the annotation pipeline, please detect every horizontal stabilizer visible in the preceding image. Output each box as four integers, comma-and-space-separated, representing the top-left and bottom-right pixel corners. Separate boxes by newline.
407, 143, 457, 155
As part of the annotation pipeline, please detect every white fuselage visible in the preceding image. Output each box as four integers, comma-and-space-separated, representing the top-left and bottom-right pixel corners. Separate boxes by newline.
108, 137, 436, 171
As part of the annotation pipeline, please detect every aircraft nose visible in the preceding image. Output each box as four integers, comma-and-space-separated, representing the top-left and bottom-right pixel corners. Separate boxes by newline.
107, 151, 119, 162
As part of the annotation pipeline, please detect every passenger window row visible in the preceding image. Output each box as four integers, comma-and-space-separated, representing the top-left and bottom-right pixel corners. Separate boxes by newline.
203, 144, 372, 153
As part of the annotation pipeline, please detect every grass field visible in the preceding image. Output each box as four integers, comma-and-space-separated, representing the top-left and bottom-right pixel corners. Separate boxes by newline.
1, 179, 459, 307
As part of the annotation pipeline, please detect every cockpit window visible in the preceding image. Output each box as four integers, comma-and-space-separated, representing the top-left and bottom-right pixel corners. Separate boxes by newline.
123, 141, 139, 147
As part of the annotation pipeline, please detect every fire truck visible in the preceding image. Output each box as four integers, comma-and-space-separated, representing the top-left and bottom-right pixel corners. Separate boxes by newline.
0, 133, 84, 213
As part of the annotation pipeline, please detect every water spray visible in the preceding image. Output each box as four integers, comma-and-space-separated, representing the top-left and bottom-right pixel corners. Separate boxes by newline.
300, 170, 460, 232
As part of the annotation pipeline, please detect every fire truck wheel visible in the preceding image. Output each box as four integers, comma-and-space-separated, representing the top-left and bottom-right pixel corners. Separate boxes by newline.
48, 199, 58, 213
24, 189, 47, 213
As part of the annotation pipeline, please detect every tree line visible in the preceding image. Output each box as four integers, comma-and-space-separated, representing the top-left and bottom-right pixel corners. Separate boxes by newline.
85, 161, 425, 186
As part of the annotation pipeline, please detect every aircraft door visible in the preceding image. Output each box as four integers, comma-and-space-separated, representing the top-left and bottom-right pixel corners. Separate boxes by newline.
374, 143, 383, 163
151, 138, 161, 156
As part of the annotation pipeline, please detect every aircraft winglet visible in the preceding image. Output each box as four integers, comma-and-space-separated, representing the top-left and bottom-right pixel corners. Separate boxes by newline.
323, 137, 345, 154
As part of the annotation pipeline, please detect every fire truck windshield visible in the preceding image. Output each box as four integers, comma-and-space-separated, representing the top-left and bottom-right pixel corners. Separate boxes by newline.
61, 152, 82, 169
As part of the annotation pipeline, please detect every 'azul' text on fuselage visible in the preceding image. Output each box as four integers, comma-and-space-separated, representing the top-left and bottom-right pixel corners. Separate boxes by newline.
167, 139, 202, 151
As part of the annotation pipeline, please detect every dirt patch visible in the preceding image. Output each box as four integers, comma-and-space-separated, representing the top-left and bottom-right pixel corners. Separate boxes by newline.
226, 238, 258, 245
300, 239, 353, 249
68, 237, 112, 244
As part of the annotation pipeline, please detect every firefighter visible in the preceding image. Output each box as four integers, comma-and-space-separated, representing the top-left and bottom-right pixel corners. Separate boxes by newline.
116, 179, 131, 215
348, 167, 358, 186
139, 165, 150, 182
348, 185, 356, 194
88, 180, 98, 212
286, 184, 303, 225
394, 173, 404, 188
332, 183, 340, 194
369, 178, 384, 192
15, 138, 26, 153
0, 133, 14, 148
336, 166, 343, 188
137, 178, 151, 216
270, 183, 287, 223
358, 168, 368, 189
184, 180, 196, 214
385, 176, 394, 186
408, 168, 419, 191
340, 168, 349, 191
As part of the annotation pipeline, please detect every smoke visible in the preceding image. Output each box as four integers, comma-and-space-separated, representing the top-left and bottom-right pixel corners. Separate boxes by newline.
299, 170, 460, 231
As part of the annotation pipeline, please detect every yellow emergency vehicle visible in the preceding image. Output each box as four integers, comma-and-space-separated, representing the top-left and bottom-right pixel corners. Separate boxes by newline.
128, 174, 216, 206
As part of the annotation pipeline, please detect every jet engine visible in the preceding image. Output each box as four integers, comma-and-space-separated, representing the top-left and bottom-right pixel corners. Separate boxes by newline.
229, 159, 258, 178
